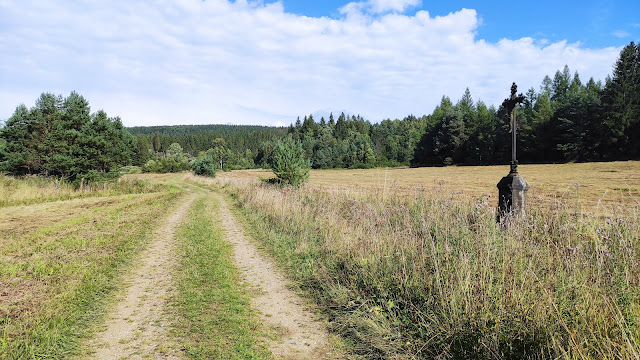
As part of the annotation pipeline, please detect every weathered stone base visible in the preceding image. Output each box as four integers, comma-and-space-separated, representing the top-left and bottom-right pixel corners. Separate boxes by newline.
497, 172, 530, 221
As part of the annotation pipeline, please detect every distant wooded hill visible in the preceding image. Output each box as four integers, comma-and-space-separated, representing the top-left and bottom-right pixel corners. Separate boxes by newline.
128, 124, 287, 167
130, 42, 639, 170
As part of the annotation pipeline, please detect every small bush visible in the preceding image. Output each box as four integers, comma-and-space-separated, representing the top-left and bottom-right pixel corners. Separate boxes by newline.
120, 165, 142, 174
191, 155, 217, 177
270, 137, 310, 186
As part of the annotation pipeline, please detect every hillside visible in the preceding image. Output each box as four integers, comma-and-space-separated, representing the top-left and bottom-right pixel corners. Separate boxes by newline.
128, 124, 287, 156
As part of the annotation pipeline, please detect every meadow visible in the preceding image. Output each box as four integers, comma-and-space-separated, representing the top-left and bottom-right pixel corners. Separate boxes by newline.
1, 162, 638, 359
0, 176, 178, 358
0, 173, 272, 359
208, 161, 640, 359
216, 161, 640, 216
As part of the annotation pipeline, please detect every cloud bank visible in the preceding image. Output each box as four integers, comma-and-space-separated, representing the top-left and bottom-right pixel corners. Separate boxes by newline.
0, 0, 621, 127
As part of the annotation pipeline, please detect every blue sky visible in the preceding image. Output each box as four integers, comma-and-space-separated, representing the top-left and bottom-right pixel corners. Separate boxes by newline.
283, 0, 639, 48
1, 0, 638, 127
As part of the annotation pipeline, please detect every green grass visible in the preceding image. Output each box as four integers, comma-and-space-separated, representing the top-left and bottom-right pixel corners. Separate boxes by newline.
217, 177, 640, 359
171, 192, 271, 359
0, 185, 180, 359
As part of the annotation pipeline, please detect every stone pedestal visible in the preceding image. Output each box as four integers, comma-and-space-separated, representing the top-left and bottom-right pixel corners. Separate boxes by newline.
497, 169, 529, 220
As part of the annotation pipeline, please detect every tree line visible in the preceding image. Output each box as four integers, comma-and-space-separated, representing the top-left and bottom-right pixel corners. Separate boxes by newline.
131, 41, 639, 169
283, 42, 640, 167
0, 92, 136, 184
1, 42, 638, 182
129, 124, 286, 167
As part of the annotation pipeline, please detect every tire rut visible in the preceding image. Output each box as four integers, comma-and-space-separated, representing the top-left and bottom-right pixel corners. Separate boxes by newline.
89, 192, 196, 359
214, 192, 333, 359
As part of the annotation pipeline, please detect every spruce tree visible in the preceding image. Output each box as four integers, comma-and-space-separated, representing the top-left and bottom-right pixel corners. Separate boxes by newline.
271, 136, 310, 186
603, 42, 640, 158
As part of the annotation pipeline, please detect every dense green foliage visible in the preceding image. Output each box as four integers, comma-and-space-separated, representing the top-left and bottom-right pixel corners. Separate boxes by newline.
129, 124, 286, 167
287, 112, 422, 168
603, 42, 640, 158
191, 155, 217, 177
270, 137, 311, 186
0, 92, 136, 183
142, 142, 191, 173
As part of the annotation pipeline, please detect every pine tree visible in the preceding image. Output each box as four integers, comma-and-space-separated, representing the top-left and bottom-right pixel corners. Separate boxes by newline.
581, 78, 607, 160
271, 136, 310, 186
302, 114, 316, 136
603, 42, 640, 158
334, 112, 348, 140
435, 108, 468, 164
0, 104, 32, 174
1, 92, 135, 183
551, 65, 572, 104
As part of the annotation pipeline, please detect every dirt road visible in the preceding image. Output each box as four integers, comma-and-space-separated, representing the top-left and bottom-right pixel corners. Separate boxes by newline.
87, 186, 332, 359
90, 193, 195, 359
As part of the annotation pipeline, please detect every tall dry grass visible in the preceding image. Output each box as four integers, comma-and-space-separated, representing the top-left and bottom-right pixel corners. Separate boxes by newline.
207, 175, 639, 359
218, 162, 640, 215
0, 174, 161, 208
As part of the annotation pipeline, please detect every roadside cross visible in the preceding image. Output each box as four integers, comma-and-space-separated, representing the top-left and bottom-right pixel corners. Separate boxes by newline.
497, 83, 529, 221
501, 82, 525, 174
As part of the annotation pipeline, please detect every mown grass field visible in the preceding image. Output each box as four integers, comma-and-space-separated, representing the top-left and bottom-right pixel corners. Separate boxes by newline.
217, 161, 640, 215
0, 175, 179, 358
210, 161, 640, 359
1, 174, 273, 359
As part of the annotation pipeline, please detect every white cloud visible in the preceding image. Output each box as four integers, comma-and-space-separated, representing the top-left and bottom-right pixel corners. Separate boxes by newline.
612, 30, 631, 38
0, 1, 622, 127
340, 0, 421, 15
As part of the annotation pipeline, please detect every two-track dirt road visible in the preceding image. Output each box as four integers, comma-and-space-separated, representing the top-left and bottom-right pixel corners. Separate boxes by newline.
88, 187, 331, 359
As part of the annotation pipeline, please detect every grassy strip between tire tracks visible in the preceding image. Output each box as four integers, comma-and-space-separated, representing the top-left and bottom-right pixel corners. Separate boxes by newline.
0, 183, 179, 358
171, 191, 271, 359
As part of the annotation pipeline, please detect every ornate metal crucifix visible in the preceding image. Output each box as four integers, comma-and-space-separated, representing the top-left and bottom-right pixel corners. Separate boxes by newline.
502, 82, 525, 174
497, 82, 529, 221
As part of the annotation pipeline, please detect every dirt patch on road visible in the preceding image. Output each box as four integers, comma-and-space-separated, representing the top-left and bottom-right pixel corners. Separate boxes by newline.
215, 192, 334, 359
